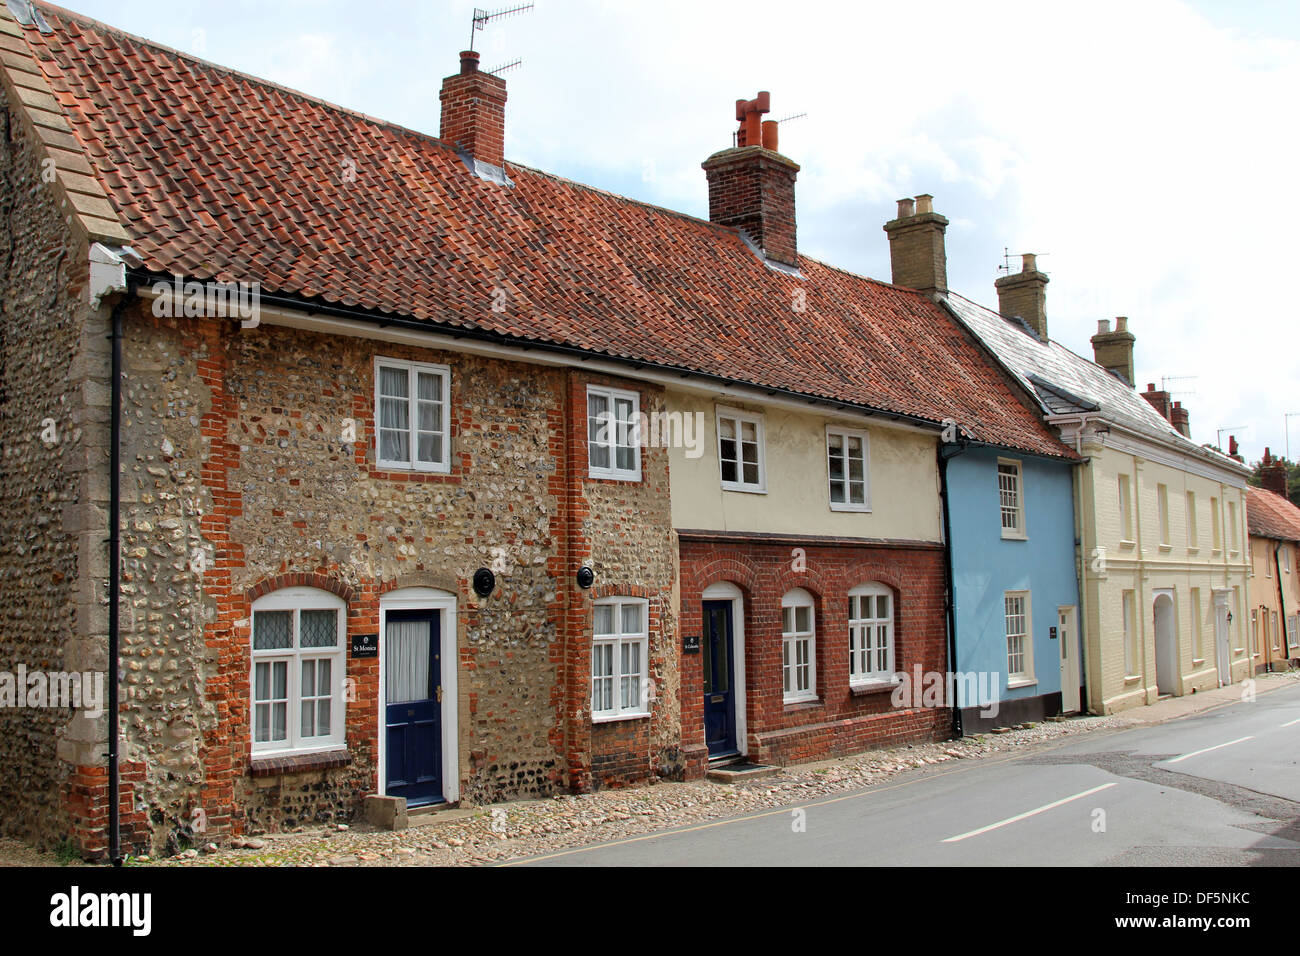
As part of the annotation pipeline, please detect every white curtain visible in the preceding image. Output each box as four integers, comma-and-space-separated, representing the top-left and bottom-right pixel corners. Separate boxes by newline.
387, 619, 432, 704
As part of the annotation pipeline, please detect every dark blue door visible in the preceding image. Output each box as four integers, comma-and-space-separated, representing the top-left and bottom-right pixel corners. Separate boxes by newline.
385, 609, 443, 806
703, 600, 738, 757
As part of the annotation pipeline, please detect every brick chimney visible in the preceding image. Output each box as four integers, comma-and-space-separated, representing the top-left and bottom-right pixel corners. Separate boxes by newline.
1170, 401, 1190, 438
883, 195, 948, 295
995, 253, 1049, 339
1140, 382, 1173, 421
1091, 316, 1136, 386
1260, 448, 1289, 497
702, 92, 800, 266
439, 51, 507, 169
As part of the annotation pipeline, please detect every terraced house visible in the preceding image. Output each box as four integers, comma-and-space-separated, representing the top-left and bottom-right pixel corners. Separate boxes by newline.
1, 1, 1072, 858
1246, 454, 1300, 671
944, 257, 1252, 715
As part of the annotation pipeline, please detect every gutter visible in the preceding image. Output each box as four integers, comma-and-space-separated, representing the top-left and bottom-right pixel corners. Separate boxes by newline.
938, 441, 967, 738
124, 267, 949, 437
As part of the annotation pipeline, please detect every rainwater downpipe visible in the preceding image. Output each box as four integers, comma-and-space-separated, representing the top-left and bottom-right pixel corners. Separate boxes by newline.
938, 440, 968, 738
108, 281, 138, 866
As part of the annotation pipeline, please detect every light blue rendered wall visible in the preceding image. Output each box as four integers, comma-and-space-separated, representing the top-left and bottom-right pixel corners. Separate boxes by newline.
946, 447, 1080, 709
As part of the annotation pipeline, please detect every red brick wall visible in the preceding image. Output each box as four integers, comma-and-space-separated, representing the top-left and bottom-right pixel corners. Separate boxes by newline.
679, 535, 950, 775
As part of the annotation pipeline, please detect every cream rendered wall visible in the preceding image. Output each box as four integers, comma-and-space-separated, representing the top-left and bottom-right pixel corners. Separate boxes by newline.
1077, 434, 1250, 714
665, 391, 942, 542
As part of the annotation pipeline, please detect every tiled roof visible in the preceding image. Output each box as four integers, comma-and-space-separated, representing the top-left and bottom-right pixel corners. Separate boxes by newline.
1247, 487, 1300, 543
941, 293, 1246, 473
5, 3, 1076, 460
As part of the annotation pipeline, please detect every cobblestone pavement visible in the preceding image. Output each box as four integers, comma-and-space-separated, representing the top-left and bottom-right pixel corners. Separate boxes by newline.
9, 671, 1293, 868
150, 714, 1131, 867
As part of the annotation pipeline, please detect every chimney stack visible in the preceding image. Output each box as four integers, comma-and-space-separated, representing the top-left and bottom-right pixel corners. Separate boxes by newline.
1140, 382, 1173, 421
883, 195, 948, 295
1091, 316, 1136, 386
995, 253, 1050, 339
1260, 448, 1289, 497
439, 50, 508, 169
702, 92, 800, 266
1170, 400, 1190, 438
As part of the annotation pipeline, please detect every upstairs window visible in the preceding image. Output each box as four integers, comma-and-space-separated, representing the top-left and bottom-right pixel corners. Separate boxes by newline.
998, 460, 1025, 538
375, 358, 451, 472
717, 407, 765, 493
1186, 492, 1198, 548
827, 427, 869, 511
1157, 483, 1170, 545
587, 386, 641, 481
1119, 474, 1134, 542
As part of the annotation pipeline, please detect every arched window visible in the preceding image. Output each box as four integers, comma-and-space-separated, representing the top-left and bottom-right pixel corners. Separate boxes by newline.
781, 588, 816, 703
250, 587, 346, 754
849, 583, 894, 685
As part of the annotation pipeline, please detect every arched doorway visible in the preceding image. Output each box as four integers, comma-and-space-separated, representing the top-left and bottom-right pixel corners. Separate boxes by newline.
1153, 591, 1177, 697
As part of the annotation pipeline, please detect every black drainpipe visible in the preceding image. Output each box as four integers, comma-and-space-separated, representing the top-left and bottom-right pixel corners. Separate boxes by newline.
107, 281, 138, 866
1275, 543, 1290, 670
938, 440, 968, 739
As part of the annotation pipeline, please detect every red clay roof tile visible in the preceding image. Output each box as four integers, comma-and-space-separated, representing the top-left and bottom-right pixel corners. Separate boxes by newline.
17, 2, 1074, 459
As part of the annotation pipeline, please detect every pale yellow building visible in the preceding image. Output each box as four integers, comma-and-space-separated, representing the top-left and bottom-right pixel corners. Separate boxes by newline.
946, 259, 1253, 714
1246, 470, 1300, 673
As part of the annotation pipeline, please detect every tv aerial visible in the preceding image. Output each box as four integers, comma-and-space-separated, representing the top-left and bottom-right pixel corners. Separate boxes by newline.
469, 4, 535, 52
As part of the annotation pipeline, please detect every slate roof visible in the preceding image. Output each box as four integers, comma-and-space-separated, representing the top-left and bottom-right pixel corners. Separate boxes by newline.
941, 292, 1246, 473
2, 2, 1077, 460
1247, 487, 1300, 543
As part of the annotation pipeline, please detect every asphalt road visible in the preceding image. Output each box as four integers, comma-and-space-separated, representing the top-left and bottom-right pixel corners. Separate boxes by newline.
515, 683, 1300, 866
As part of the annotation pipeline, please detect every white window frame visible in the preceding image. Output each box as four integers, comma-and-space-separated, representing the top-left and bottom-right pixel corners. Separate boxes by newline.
998, 458, 1026, 540
826, 426, 871, 512
374, 357, 452, 473
586, 385, 642, 481
1210, 496, 1221, 551
781, 588, 817, 703
1186, 491, 1198, 549
1287, 613, 1298, 649
1283, 545, 1292, 574
250, 587, 347, 756
1272, 611, 1281, 652
848, 583, 894, 687
1190, 587, 1203, 660
1228, 500, 1240, 553
1122, 589, 1137, 676
591, 597, 650, 721
716, 406, 766, 493
1157, 483, 1170, 546
1251, 609, 1260, 656
1118, 474, 1134, 543
1004, 590, 1035, 686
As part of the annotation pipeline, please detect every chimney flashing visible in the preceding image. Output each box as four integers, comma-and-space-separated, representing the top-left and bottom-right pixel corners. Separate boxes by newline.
440, 50, 508, 171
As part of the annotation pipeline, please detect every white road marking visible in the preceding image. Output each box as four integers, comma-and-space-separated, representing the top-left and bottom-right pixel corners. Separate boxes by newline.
941, 782, 1117, 843
1165, 735, 1255, 764
1281, 718, 1300, 728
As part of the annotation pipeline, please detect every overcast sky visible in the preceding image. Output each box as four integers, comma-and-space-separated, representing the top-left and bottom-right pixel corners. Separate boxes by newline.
57, 0, 1300, 464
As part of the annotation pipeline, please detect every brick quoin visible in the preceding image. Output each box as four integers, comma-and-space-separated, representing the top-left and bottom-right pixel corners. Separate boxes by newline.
678, 535, 951, 777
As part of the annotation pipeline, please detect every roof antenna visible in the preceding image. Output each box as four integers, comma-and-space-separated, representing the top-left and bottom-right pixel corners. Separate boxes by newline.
1160, 374, 1198, 398
998, 248, 1048, 275
470, 4, 535, 52
486, 59, 523, 76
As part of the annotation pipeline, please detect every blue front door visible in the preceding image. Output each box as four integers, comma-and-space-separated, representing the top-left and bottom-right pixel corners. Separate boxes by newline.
385, 609, 443, 806
703, 600, 738, 757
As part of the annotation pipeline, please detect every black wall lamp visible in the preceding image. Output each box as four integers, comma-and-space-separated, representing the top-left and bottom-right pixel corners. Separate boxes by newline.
576, 566, 595, 590
472, 567, 496, 598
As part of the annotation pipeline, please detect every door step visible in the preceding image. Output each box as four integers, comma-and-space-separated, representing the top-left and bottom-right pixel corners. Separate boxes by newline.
707, 762, 781, 784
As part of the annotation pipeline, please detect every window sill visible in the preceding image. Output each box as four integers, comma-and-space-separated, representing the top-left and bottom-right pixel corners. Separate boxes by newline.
1187, 547, 1200, 555
1000, 532, 1028, 542
830, 503, 872, 514
1119, 539, 1137, 549
721, 484, 767, 495
591, 711, 650, 724
850, 679, 899, 696
1192, 658, 1206, 666
1006, 678, 1037, 690
249, 749, 351, 777
783, 697, 820, 710
587, 469, 642, 484
1123, 674, 1142, 684
1212, 549, 1222, 556
1158, 544, 1172, 553
375, 461, 452, 476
